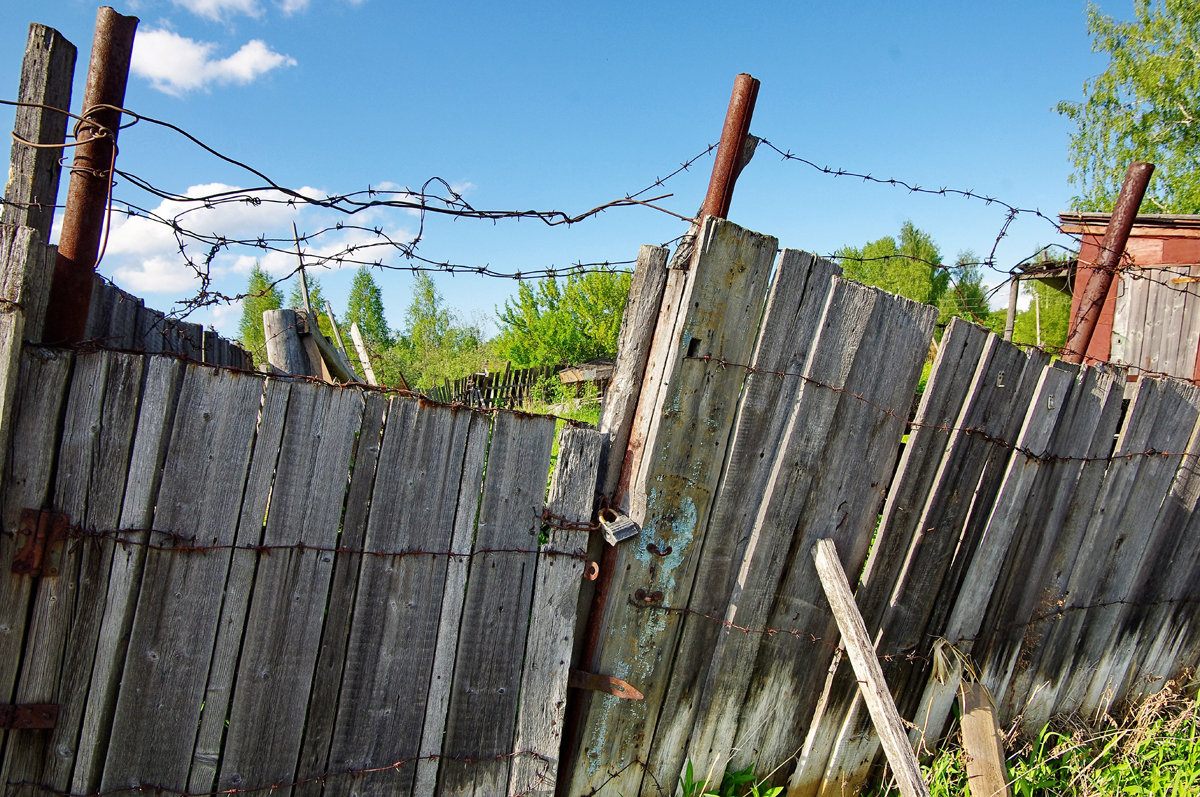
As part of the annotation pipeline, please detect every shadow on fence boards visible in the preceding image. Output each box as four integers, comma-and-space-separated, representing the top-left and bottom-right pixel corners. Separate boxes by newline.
5, 17, 1200, 797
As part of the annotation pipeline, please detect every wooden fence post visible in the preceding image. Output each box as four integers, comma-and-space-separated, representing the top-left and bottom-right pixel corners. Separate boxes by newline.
263, 308, 313, 376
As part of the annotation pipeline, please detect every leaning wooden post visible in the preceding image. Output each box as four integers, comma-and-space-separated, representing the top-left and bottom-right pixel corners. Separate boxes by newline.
43, 7, 138, 344
349, 322, 378, 385
812, 538, 930, 797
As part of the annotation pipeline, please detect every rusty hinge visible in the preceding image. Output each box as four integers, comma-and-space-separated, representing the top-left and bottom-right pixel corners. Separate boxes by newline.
0, 703, 58, 729
567, 669, 644, 700
12, 508, 71, 577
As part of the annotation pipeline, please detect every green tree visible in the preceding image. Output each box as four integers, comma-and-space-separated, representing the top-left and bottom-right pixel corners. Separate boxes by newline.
938, 250, 990, 326
836, 221, 949, 306
1058, 1, 1200, 213
386, 273, 494, 389
1012, 279, 1073, 350
495, 271, 632, 368
345, 265, 393, 347
237, 261, 283, 367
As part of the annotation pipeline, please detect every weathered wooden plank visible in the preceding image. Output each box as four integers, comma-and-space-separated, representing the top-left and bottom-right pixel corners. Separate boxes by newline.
293, 390, 389, 797
696, 281, 932, 790
509, 426, 603, 796
107, 288, 141, 350
0, 306, 23, 488
0, 225, 54, 343
438, 410, 556, 796
349, 322, 378, 385
325, 398, 476, 796
646, 249, 840, 785
84, 276, 114, 344
100, 366, 266, 792
566, 218, 778, 796
812, 538, 929, 797
179, 320, 203, 362
2, 352, 144, 793
597, 244, 670, 494
2, 24, 76, 242
217, 383, 364, 791
137, 307, 166, 354
72, 355, 185, 793
0, 347, 71, 780
958, 682, 1010, 797
1017, 376, 1200, 731
803, 340, 1050, 795
185, 377, 292, 795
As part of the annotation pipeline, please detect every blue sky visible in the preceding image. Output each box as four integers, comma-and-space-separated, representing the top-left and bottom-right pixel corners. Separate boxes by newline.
2, 1, 1119, 339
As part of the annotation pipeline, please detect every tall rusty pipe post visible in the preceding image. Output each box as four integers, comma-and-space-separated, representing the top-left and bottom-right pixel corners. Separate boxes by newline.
43, 7, 138, 344
1061, 161, 1154, 365
700, 73, 760, 220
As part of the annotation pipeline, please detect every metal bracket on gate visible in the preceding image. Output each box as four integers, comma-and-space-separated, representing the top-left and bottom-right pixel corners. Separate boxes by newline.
12, 508, 71, 577
567, 669, 644, 700
0, 704, 58, 729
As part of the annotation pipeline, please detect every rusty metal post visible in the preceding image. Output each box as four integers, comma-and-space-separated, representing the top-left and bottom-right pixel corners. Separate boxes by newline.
1062, 161, 1154, 364
42, 7, 138, 344
699, 73, 760, 221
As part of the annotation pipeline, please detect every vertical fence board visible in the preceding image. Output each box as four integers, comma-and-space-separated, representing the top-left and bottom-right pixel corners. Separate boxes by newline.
4, 352, 144, 793
567, 218, 777, 797
438, 410, 556, 796
509, 426, 603, 796
326, 398, 475, 796
186, 378, 292, 794
218, 384, 364, 791
100, 367, 266, 792
646, 250, 840, 786
73, 356, 185, 792
294, 390, 389, 797
1, 226, 54, 345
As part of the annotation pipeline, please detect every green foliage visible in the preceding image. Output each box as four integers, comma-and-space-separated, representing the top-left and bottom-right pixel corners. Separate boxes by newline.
938, 251, 990, 326
344, 265, 393, 348
1011, 280, 1073, 351
236, 261, 283, 368
837, 221, 950, 307
495, 272, 632, 368
385, 273, 495, 389
679, 761, 783, 797
1058, 1, 1200, 213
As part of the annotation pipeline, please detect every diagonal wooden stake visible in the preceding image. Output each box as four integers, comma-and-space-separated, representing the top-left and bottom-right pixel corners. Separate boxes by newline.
812, 538, 930, 797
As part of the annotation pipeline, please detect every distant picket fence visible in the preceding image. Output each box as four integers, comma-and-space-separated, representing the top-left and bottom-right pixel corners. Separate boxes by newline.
427, 363, 558, 408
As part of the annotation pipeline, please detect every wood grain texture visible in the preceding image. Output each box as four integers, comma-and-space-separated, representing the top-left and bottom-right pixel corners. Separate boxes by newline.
218, 383, 364, 791
101, 366, 266, 792
73, 355, 185, 793
294, 390, 389, 797
958, 682, 1010, 797
647, 250, 840, 786
566, 218, 778, 797
813, 539, 929, 797
0, 224, 54, 343
438, 410, 556, 796
2, 24, 76, 241
509, 426, 603, 796
264, 308, 311, 376
3, 352, 144, 793
325, 398, 476, 796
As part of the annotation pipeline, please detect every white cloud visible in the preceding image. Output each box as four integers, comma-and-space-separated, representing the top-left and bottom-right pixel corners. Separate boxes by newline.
170, 0, 262, 21
132, 28, 296, 96
113, 256, 201, 294
277, 0, 311, 13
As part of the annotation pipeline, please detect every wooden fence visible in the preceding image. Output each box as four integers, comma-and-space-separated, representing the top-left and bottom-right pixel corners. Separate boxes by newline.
427, 364, 558, 408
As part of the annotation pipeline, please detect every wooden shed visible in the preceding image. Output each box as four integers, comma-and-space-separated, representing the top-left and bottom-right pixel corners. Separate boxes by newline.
1061, 212, 1200, 382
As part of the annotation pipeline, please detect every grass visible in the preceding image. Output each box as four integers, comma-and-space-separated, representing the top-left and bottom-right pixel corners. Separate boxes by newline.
863, 677, 1200, 797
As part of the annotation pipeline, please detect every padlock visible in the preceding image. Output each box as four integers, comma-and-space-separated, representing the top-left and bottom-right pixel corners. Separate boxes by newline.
598, 507, 640, 546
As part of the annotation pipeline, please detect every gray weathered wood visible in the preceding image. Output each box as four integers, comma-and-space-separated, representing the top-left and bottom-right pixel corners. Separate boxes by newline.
812, 538, 930, 797
185, 377, 292, 794
325, 397, 476, 796
0, 347, 71, 779
647, 249, 840, 785
101, 366, 267, 792
73, 355, 185, 793
438, 410, 557, 796
264, 307, 311, 375
958, 682, 1010, 797
567, 218, 778, 796
294, 390, 389, 797
1, 224, 55, 342
350, 321, 378, 385
509, 426, 603, 796
218, 383, 364, 791
3, 24, 76, 241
